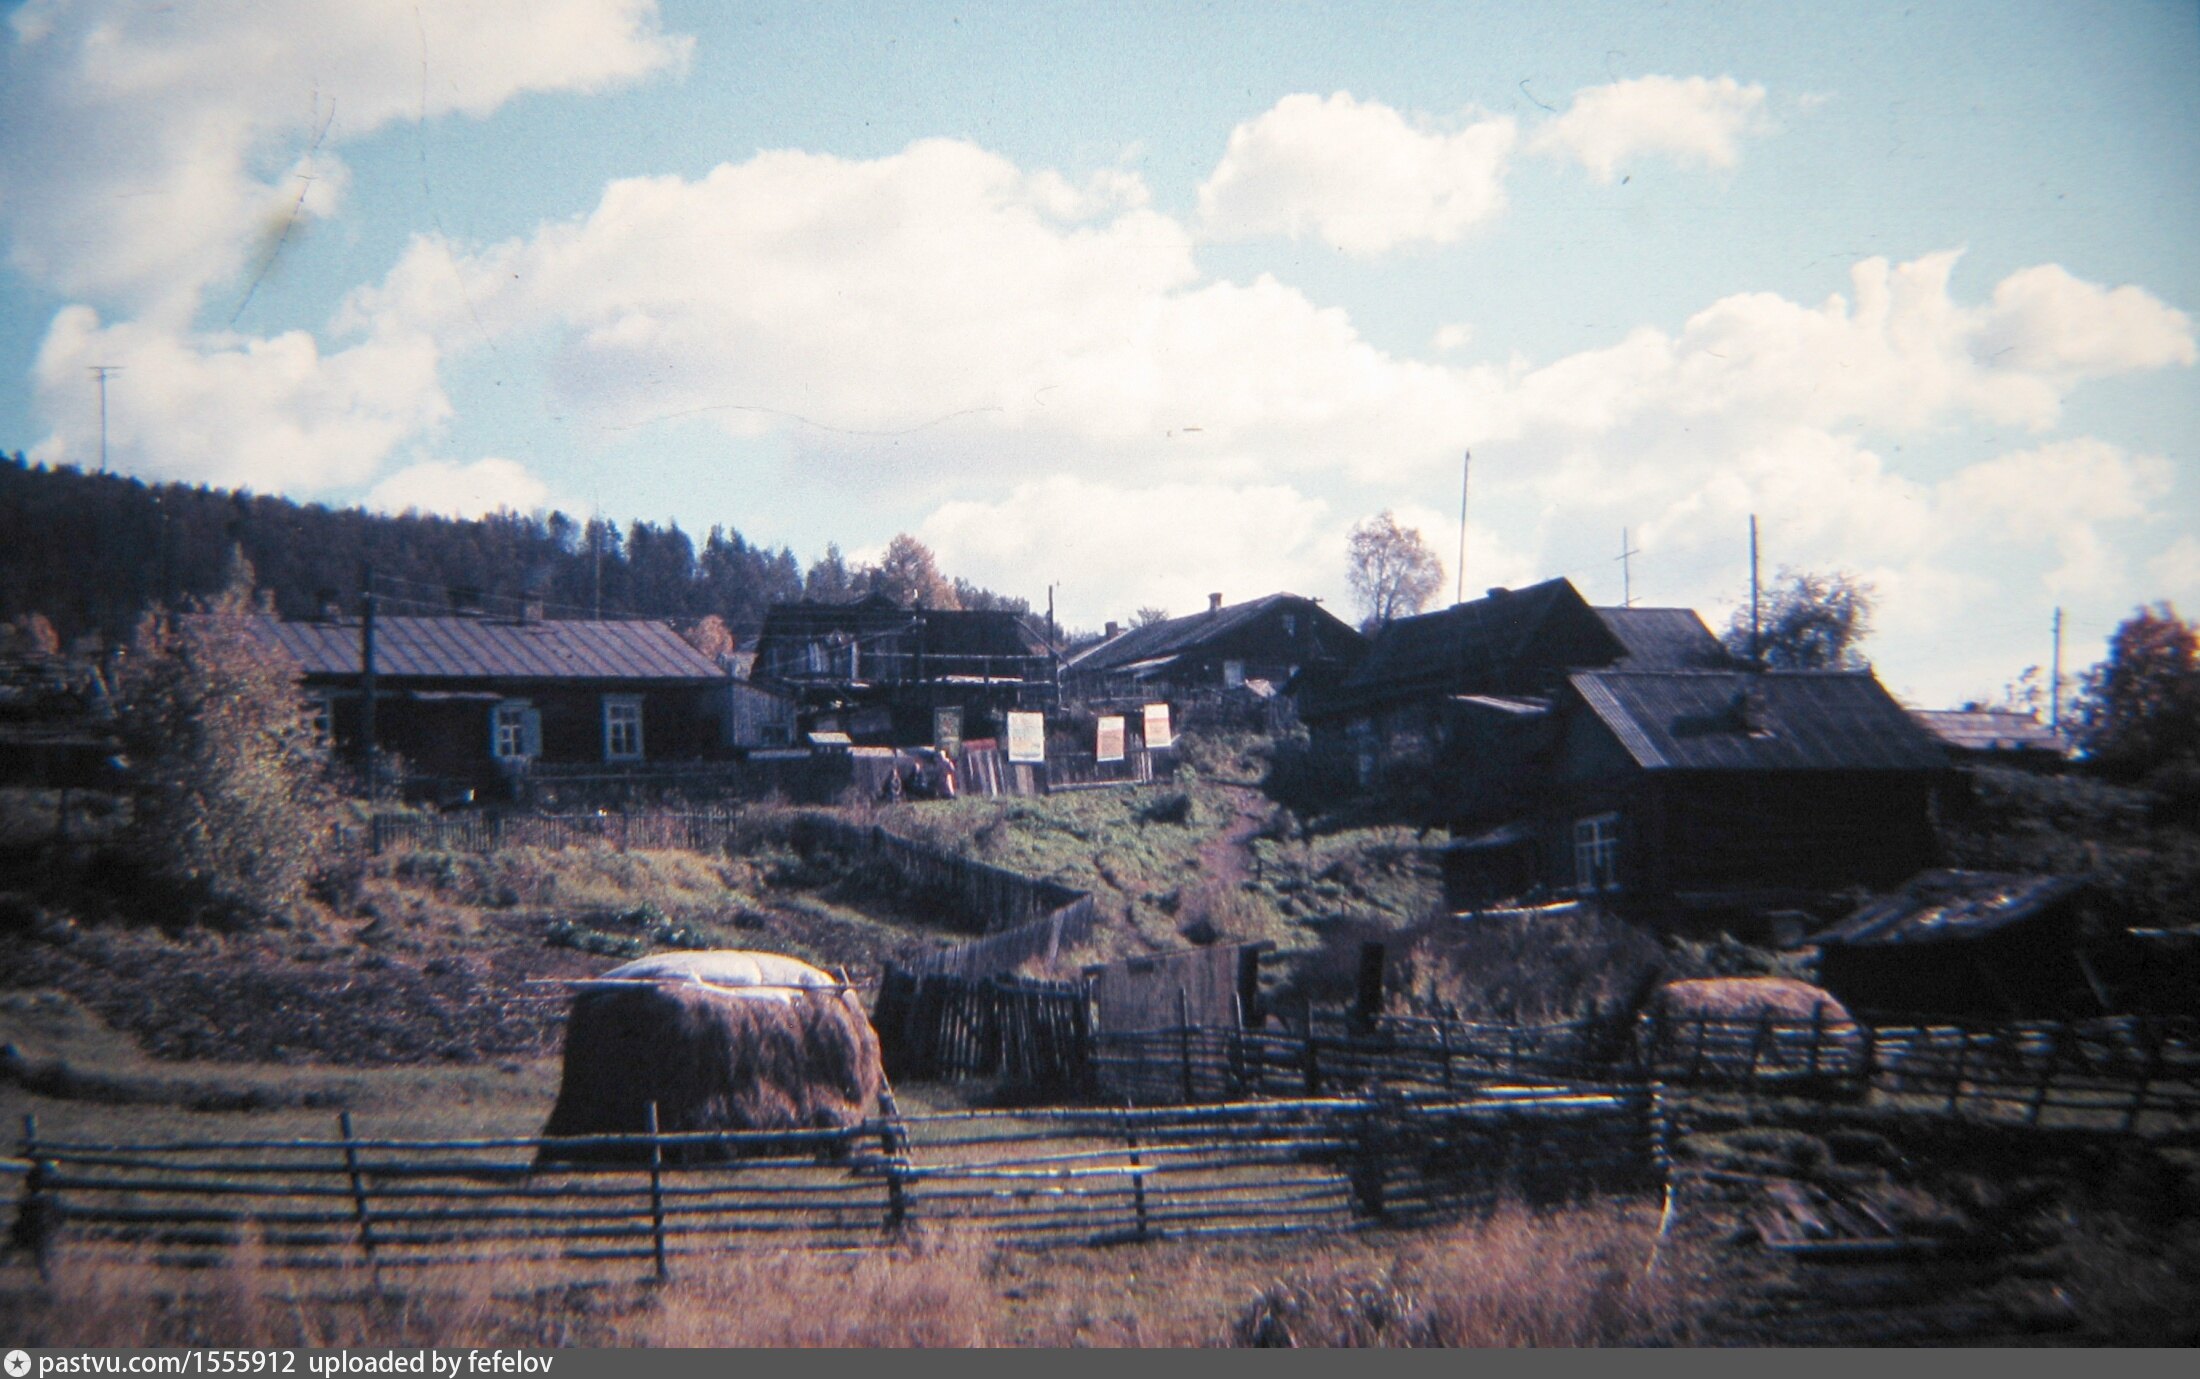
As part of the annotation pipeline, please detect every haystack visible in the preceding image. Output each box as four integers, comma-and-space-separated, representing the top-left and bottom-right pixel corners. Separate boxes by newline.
537, 950, 884, 1165
1644, 976, 1863, 1081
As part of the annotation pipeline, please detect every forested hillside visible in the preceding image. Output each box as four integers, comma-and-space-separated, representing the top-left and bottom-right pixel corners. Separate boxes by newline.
0, 453, 1023, 644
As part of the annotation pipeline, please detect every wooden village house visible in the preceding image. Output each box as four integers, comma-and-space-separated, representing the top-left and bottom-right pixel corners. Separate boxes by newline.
1062, 593, 1364, 726
748, 593, 1055, 748
1299, 577, 1732, 790
241, 610, 730, 796
1446, 667, 1952, 924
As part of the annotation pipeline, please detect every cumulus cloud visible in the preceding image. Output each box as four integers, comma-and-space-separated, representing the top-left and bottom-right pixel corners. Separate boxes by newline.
29, 306, 448, 492
1, 0, 688, 324
1531, 75, 1767, 183
919, 477, 1337, 628
1195, 92, 1515, 255
1502, 251, 2196, 438
3, 1, 683, 497
366, 457, 552, 519
342, 138, 1483, 488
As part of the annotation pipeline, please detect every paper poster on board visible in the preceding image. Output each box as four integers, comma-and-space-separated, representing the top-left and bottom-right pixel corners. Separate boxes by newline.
1095, 715, 1125, 762
1006, 710, 1046, 763
1142, 702, 1172, 751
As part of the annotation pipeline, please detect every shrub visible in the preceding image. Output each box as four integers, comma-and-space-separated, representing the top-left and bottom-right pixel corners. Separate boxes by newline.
115, 554, 340, 925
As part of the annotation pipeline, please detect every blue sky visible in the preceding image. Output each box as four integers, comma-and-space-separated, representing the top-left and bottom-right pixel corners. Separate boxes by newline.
2, 0, 2195, 706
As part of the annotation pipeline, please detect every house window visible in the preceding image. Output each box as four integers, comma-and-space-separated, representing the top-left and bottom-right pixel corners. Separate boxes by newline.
1574, 812, 1621, 893
603, 696, 644, 762
492, 700, 540, 762
1222, 659, 1246, 688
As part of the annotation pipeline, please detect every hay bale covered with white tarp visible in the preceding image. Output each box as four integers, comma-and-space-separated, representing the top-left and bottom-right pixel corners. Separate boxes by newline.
537, 950, 884, 1163
1643, 977, 1863, 1082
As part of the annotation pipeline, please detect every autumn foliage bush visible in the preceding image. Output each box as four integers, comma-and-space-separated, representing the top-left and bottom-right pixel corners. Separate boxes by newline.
114, 554, 342, 925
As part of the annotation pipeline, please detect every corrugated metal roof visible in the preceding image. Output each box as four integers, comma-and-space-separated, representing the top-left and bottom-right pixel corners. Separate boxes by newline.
1568, 669, 1949, 773
241, 615, 725, 683
1910, 708, 2069, 756
1593, 607, 1734, 670
1815, 870, 2091, 946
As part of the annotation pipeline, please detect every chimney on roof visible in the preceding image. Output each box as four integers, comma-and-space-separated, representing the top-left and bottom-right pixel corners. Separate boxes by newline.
448, 584, 484, 617
523, 598, 546, 623
1208, 592, 1223, 616
315, 588, 342, 623
1486, 586, 1509, 600
1105, 621, 1119, 639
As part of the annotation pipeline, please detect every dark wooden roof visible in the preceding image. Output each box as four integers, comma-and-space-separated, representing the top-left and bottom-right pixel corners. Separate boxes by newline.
1309, 578, 1620, 715
242, 615, 725, 683
1568, 669, 1949, 773
1593, 607, 1733, 670
755, 595, 1048, 660
1815, 870, 2090, 946
1065, 593, 1357, 675
1910, 708, 2069, 758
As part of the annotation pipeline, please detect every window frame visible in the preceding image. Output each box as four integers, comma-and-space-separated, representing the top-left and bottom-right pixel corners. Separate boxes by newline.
602, 694, 645, 762
492, 699, 538, 762
1573, 811, 1622, 894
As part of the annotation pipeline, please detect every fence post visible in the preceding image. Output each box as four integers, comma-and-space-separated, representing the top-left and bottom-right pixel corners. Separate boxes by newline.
1686, 1015, 1710, 1086
1744, 1009, 1773, 1112
1302, 997, 1322, 1096
1859, 1020, 1879, 1098
1123, 1109, 1150, 1241
1437, 1018, 1454, 1093
17, 1112, 57, 1279
2027, 1025, 2059, 1128
1806, 1003, 1824, 1082
1944, 1027, 1970, 1118
1351, 1095, 1388, 1221
338, 1111, 377, 1269
1178, 986, 1194, 1105
878, 1086, 911, 1232
645, 1101, 668, 1281
2122, 1017, 2158, 1135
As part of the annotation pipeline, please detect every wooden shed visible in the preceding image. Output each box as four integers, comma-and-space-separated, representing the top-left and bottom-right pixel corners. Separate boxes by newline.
1812, 870, 2103, 1019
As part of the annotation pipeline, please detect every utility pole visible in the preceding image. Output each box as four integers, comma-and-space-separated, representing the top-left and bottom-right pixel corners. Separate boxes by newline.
89, 365, 122, 474
360, 566, 379, 802
1455, 449, 1471, 605
1617, 527, 1641, 607
2050, 606, 2064, 734
1748, 514, 1761, 665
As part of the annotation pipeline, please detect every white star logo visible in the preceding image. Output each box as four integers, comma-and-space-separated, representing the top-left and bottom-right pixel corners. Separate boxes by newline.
4, 1349, 31, 1378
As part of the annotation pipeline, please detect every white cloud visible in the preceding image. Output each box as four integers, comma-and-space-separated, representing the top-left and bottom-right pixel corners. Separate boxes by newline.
1196, 92, 1515, 255
4, 2, 683, 501
366, 457, 551, 519
1531, 75, 1767, 183
1, 0, 689, 324
919, 477, 1337, 629
1503, 252, 2195, 438
343, 138, 1484, 489
2148, 537, 2200, 602
28, 306, 448, 492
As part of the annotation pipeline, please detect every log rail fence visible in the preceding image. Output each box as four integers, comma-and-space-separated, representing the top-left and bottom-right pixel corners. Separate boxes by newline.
9, 1089, 1650, 1278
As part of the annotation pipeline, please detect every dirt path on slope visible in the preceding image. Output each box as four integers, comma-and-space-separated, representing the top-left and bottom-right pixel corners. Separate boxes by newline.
1195, 784, 1270, 890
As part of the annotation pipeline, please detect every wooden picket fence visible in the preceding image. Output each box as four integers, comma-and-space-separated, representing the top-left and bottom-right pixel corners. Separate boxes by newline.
870, 968, 1093, 1091
11, 1087, 1653, 1276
